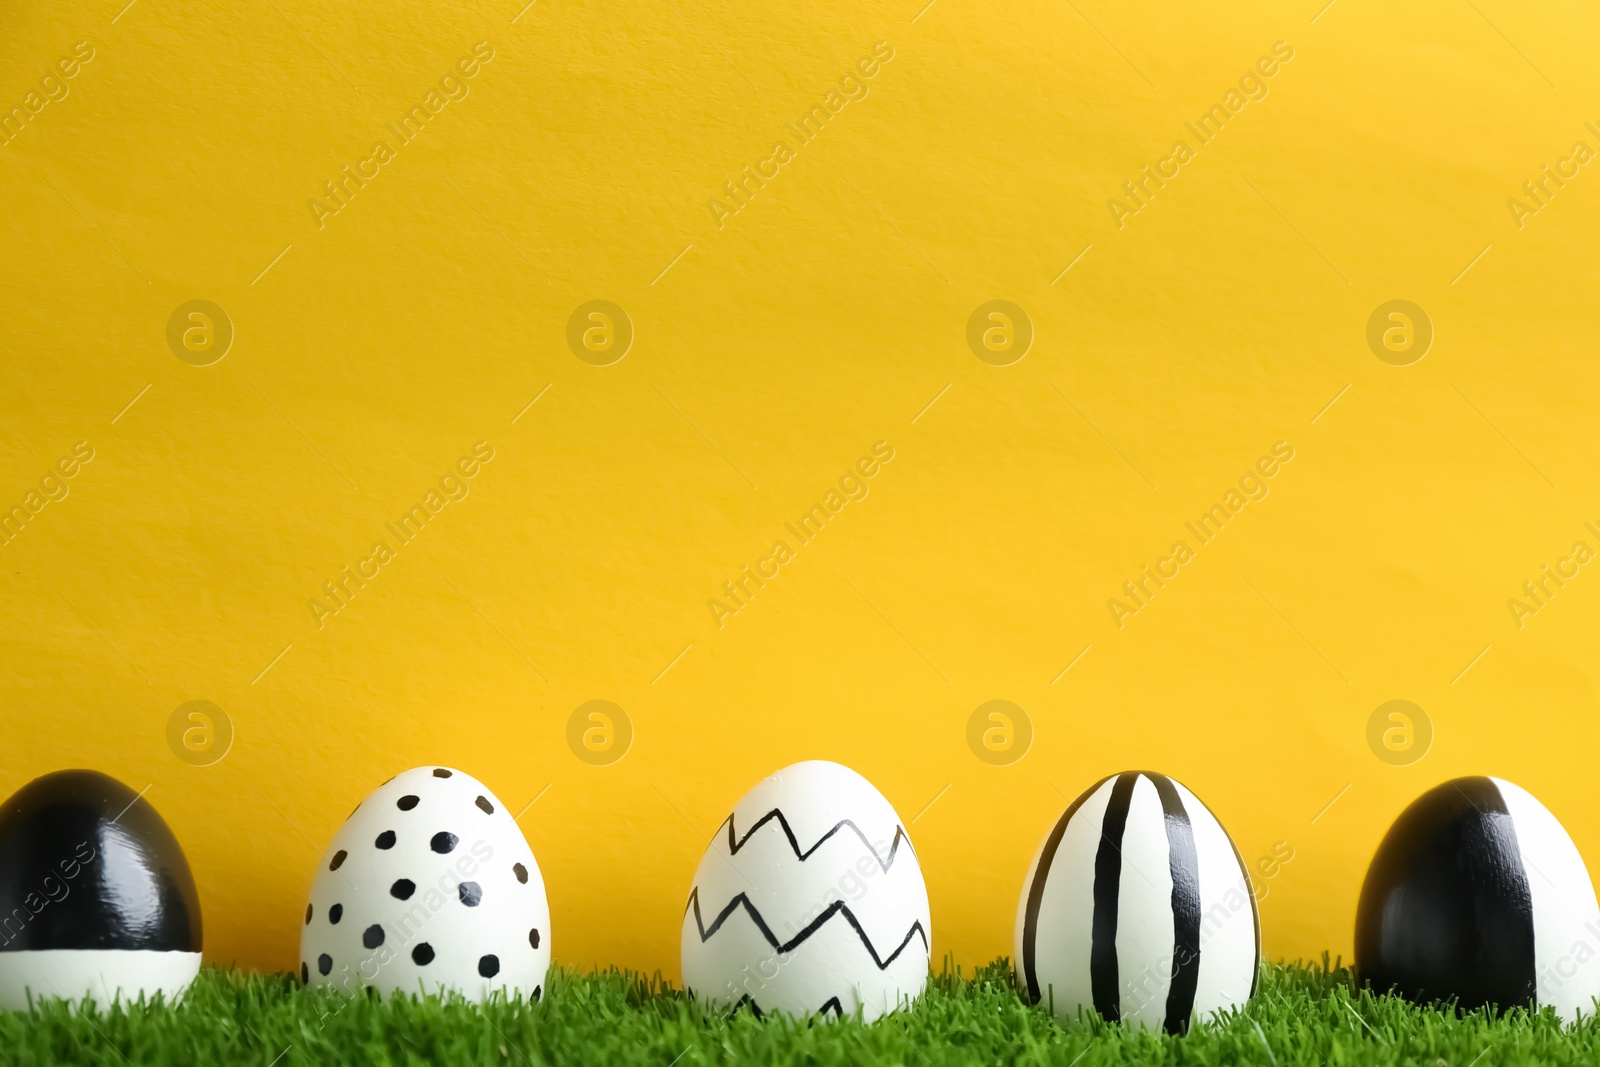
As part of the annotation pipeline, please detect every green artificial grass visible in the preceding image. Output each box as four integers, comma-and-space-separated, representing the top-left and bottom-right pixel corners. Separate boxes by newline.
0, 957, 1589, 1066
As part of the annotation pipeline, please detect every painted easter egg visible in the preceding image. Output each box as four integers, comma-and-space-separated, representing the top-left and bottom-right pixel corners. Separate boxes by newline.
300, 766, 549, 1001
0, 769, 202, 1010
1015, 771, 1260, 1032
1356, 776, 1600, 1021
681, 760, 931, 1020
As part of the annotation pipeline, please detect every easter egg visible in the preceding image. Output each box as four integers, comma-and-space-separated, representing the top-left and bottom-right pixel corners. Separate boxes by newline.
0, 770, 202, 1010
680, 760, 931, 1020
300, 766, 550, 1001
1015, 771, 1260, 1032
1356, 776, 1600, 1021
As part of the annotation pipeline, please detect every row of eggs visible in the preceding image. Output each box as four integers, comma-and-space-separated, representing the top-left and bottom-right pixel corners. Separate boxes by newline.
0, 762, 1594, 1029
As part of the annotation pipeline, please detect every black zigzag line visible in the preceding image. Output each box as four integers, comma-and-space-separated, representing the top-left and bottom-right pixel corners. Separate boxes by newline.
721, 808, 915, 873
733, 994, 844, 1020
685, 887, 929, 971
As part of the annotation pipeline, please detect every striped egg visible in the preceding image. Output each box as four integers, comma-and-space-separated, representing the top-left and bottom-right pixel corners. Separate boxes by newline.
1015, 771, 1260, 1032
1356, 776, 1600, 1023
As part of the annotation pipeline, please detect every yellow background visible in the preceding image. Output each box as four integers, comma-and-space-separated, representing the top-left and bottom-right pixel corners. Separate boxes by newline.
3, 0, 1599, 980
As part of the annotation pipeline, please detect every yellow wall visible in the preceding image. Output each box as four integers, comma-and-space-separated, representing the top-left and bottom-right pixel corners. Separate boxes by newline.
3, 0, 1599, 979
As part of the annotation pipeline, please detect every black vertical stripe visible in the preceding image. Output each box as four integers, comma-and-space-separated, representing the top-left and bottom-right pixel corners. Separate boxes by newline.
1021, 774, 1113, 1003
1147, 773, 1202, 1036
1089, 773, 1139, 1022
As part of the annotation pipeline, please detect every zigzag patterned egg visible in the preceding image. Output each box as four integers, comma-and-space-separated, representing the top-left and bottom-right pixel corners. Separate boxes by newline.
300, 766, 550, 1002
680, 760, 931, 1020
1015, 771, 1260, 1032
1356, 776, 1600, 1022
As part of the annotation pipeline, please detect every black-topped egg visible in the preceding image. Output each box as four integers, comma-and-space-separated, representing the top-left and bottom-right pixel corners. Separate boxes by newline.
300, 766, 550, 1001
0, 770, 202, 1009
1356, 776, 1600, 1022
1015, 771, 1260, 1032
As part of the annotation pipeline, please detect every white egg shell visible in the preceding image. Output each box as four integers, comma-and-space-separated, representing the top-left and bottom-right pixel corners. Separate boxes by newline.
300, 766, 550, 1002
1015, 771, 1259, 1033
680, 760, 931, 1020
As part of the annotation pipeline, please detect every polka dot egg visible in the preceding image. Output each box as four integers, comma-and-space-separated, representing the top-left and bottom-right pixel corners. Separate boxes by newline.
299, 766, 549, 1001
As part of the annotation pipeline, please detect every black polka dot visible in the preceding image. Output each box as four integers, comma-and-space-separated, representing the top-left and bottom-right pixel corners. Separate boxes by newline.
329, 903, 343, 924
475, 796, 494, 814
391, 879, 416, 900
363, 924, 385, 949
375, 830, 396, 849
478, 954, 500, 978
529, 928, 540, 949
317, 953, 332, 976
329, 850, 347, 871
433, 768, 453, 778
532, 985, 542, 1002
412, 943, 435, 965
459, 881, 482, 907
513, 863, 528, 884
305, 903, 313, 925
300, 962, 308, 985
431, 832, 458, 854
397, 795, 419, 811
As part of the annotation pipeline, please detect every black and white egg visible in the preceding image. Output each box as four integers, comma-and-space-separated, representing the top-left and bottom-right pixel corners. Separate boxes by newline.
680, 760, 931, 1020
300, 766, 549, 1001
1356, 776, 1600, 1022
1015, 771, 1260, 1032
0, 769, 203, 1010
